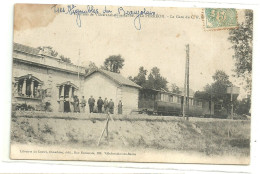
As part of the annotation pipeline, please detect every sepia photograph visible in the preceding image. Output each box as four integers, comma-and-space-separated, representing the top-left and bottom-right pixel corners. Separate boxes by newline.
10, 4, 253, 164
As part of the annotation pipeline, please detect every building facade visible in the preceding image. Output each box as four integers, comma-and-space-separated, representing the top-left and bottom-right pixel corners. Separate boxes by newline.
12, 43, 141, 114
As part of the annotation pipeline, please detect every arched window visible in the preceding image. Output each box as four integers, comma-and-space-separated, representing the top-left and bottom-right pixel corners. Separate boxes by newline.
14, 74, 43, 99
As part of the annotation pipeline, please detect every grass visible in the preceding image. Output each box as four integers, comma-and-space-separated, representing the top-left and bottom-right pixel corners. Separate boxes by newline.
11, 112, 250, 157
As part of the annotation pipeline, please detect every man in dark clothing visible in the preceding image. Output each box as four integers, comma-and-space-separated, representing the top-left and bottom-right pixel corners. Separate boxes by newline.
118, 100, 123, 114
64, 95, 70, 112
88, 96, 95, 113
103, 98, 109, 114
97, 97, 104, 113
108, 99, 114, 114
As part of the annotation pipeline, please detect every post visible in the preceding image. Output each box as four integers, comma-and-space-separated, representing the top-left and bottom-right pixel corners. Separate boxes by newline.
61, 85, 64, 98
97, 115, 110, 146
22, 79, 27, 96
106, 118, 109, 141
182, 70, 187, 118
186, 44, 190, 120
78, 49, 80, 92
69, 86, 73, 98
31, 80, 34, 98
38, 84, 42, 98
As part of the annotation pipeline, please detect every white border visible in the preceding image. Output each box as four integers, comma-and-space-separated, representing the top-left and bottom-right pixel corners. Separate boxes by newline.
1, 0, 259, 173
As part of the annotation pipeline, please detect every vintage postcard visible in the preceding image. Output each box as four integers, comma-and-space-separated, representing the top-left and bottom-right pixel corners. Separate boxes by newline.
10, 4, 253, 164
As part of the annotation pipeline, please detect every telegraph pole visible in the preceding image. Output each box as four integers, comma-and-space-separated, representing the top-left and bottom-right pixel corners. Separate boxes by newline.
78, 49, 80, 81
77, 49, 81, 95
182, 71, 187, 118
183, 44, 190, 119
186, 44, 190, 120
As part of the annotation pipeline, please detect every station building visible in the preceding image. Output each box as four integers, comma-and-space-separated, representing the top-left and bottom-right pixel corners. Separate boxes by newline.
12, 43, 141, 114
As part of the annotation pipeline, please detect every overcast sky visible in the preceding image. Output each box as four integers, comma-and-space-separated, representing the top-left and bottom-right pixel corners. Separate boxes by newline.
13, 4, 247, 96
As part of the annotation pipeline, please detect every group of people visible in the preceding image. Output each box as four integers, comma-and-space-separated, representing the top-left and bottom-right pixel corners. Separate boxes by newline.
88, 96, 123, 114
59, 95, 123, 114
59, 95, 86, 113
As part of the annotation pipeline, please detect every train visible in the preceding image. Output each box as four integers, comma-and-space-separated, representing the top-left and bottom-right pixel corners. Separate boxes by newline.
138, 88, 227, 118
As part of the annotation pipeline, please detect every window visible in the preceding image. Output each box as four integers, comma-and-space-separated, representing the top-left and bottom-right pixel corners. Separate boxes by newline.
57, 81, 78, 99
189, 98, 193, 105
161, 93, 164, 101
169, 95, 173, 102
14, 74, 43, 99
177, 96, 182, 103
173, 95, 178, 103
164, 94, 169, 102
157, 93, 161, 101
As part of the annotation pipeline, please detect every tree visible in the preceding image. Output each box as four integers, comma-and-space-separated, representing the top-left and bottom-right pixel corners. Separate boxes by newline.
194, 91, 210, 101
171, 83, 182, 94
228, 10, 253, 92
37, 46, 58, 57
199, 70, 236, 112
85, 61, 98, 74
59, 55, 71, 63
103, 55, 125, 73
129, 66, 168, 91
146, 67, 168, 91
129, 66, 148, 87
235, 97, 251, 115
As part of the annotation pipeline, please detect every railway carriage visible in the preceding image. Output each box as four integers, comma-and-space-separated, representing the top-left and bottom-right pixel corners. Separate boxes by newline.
138, 88, 213, 117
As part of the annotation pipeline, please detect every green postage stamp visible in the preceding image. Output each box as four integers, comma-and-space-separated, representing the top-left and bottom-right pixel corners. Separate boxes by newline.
204, 8, 238, 30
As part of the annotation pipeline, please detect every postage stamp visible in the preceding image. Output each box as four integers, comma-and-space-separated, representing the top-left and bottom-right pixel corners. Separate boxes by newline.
203, 8, 238, 30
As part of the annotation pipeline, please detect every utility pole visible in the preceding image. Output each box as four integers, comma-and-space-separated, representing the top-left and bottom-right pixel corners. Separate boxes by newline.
183, 44, 190, 119
186, 44, 190, 120
182, 74, 187, 118
78, 49, 80, 81
78, 49, 81, 95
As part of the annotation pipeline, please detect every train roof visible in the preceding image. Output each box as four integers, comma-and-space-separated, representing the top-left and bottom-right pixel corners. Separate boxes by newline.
141, 88, 183, 96
141, 88, 204, 100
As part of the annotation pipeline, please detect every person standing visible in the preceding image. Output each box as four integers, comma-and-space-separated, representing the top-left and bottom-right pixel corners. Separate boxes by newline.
69, 96, 74, 113
74, 96, 80, 113
88, 96, 95, 113
108, 99, 114, 114
118, 100, 123, 114
80, 96, 86, 113
64, 95, 70, 112
97, 97, 104, 113
103, 98, 109, 114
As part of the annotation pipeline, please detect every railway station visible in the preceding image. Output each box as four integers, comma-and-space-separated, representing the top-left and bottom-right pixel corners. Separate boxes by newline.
12, 42, 141, 114
12, 42, 220, 117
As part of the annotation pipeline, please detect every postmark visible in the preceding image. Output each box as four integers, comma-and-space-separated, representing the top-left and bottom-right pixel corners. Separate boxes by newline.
203, 8, 238, 31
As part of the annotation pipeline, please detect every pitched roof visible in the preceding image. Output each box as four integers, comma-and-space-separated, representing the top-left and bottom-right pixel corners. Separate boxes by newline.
13, 42, 40, 55
86, 69, 141, 89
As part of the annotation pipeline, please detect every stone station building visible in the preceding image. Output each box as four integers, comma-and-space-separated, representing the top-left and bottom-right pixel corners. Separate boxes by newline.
12, 43, 141, 114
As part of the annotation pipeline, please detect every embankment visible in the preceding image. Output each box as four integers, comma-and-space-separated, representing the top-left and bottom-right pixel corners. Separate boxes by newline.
10, 111, 250, 161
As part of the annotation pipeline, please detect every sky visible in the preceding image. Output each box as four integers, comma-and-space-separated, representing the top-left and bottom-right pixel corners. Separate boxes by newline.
13, 4, 248, 97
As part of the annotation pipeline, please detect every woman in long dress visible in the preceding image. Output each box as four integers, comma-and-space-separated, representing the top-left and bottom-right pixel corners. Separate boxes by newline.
74, 96, 80, 113
118, 100, 123, 114
69, 96, 74, 112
